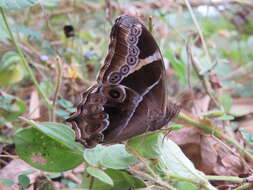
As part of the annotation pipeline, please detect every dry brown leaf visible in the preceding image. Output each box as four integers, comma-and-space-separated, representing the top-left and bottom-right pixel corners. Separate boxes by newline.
28, 90, 40, 120
238, 118, 253, 133
192, 95, 211, 117
0, 159, 40, 190
199, 136, 218, 174
168, 127, 200, 145
230, 98, 253, 116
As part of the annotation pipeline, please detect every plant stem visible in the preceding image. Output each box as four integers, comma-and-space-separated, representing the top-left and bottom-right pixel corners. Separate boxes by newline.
183, 0, 211, 63
0, 154, 18, 159
51, 56, 63, 122
0, 8, 52, 109
206, 175, 244, 182
148, 16, 153, 33
130, 167, 177, 190
177, 112, 253, 162
234, 183, 253, 190
187, 44, 220, 108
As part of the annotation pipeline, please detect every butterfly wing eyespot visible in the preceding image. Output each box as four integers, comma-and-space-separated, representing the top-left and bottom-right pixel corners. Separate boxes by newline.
93, 112, 109, 120
130, 26, 141, 36
128, 46, 139, 56
127, 55, 138, 65
86, 104, 104, 113
120, 65, 130, 75
101, 85, 126, 103
127, 35, 138, 44
108, 72, 121, 84
86, 112, 109, 123
89, 94, 107, 104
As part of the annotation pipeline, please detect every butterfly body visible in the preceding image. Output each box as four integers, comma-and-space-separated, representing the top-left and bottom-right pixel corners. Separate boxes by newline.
66, 15, 180, 148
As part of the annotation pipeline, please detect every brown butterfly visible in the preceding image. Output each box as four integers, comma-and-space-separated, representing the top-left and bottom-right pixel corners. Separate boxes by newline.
66, 15, 180, 148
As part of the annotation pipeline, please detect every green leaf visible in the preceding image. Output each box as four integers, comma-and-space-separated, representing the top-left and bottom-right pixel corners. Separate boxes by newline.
90, 169, 146, 190
170, 124, 183, 131
127, 132, 163, 158
15, 119, 84, 172
0, 178, 15, 187
83, 145, 105, 167
174, 181, 198, 190
18, 174, 30, 188
219, 95, 232, 112
83, 144, 136, 169
241, 130, 253, 145
127, 132, 216, 190
15, 127, 83, 172
217, 115, 234, 121
0, 0, 39, 10
57, 99, 74, 109
19, 117, 83, 152
40, 0, 59, 7
12, 24, 42, 41
39, 79, 54, 97
21, 169, 36, 175
61, 179, 77, 188
0, 51, 24, 85
0, 93, 27, 122
100, 144, 136, 169
86, 167, 113, 186
0, 18, 8, 39
47, 172, 62, 179
164, 48, 187, 84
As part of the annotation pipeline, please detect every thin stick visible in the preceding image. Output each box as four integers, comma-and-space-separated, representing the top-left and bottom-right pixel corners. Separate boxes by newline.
130, 166, 177, 190
183, 0, 211, 64
148, 16, 153, 33
0, 154, 18, 159
206, 175, 244, 182
187, 45, 220, 107
51, 56, 63, 122
0, 8, 52, 109
234, 183, 253, 190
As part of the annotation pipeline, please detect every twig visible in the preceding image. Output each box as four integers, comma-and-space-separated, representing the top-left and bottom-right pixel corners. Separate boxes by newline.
0, 8, 52, 109
0, 154, 18, 159
187, 45, 220, 108
130, 166, 177, 190
127, 147, 157, 178
148, 16, 153, 33
51, 56, 63, 122
88, 176, 94, 190
234, 183, 253, 190
183, 0, 211, 64
207, 175, 245, 182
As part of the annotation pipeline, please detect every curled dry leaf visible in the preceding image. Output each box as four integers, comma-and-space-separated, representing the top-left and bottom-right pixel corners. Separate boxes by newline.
209, 71, 222, 90
168, 119, 249, 177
